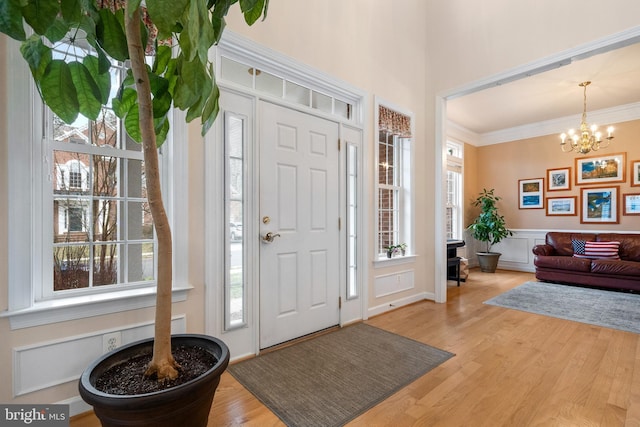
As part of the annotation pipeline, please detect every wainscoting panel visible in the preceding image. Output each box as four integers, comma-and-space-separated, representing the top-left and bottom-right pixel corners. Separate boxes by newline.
465, 229, 547, 273
374, 270, 415, 298
13, 316, 186, 397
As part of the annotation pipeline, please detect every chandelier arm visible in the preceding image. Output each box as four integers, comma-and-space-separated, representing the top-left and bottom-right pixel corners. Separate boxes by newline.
560, 143, 575, 153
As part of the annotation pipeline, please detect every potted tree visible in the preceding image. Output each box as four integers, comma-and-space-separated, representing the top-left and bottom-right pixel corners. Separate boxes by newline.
1, 0, 268, 425
467, 188, 513, 273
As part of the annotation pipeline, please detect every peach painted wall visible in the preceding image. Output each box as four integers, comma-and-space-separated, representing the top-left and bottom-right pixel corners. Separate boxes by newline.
467, 120, 640, 231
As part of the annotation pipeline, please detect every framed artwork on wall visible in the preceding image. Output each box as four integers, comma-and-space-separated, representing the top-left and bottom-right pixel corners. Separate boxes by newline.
580, 186, 619, 224
518, 178, 544, 209
575, 152, 626, 185
547, 167, 571, 191
546, 196, 577, 216
623, 193, 640, 215
631, 160, 640, 187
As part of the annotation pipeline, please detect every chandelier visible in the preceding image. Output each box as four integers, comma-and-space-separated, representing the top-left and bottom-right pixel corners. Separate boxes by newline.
560, 81, 614, 154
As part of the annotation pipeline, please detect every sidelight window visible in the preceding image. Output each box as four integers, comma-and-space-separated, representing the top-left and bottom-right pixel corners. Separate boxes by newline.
224, 113, 247, 329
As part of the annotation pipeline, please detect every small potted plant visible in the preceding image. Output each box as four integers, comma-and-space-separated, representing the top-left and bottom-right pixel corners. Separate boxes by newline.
467, 188, 513, 273
398, 243, 407, 256
385, 245, 396, 258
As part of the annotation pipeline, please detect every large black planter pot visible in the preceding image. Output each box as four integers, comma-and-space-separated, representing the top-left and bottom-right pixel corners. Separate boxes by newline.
477, 252, 501, 273
79, 334, 230, 427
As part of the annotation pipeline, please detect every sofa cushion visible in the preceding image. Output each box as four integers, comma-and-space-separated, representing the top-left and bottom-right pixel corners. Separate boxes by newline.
596, 233, 640, 262
534, 255, 592, 272
591, 259, 640, 276
546, 232, 597, 256
574, 241, 620, 260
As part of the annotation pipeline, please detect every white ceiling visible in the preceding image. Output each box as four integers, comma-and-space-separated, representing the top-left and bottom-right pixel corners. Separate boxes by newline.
446, 41, 640, 144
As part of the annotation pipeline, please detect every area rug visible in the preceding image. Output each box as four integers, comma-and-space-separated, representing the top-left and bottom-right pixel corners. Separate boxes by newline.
228, 323, 454, 427
485, 281, 640, 334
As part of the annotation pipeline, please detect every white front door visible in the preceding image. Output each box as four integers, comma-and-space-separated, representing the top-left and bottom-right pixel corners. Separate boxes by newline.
259, 101, 340, 349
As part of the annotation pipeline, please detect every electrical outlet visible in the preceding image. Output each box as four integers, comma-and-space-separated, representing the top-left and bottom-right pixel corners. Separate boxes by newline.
102, 332, 122, 353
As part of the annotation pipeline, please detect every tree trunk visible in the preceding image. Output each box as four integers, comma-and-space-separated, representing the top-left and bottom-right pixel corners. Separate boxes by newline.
125, 5, 178, 381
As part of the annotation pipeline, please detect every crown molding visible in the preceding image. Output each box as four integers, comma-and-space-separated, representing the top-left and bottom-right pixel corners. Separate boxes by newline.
474, 102, 640, 146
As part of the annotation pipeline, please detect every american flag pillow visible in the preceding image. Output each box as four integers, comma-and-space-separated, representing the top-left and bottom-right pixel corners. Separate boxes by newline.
571, 239, 586, 255
574, 241, 620, 259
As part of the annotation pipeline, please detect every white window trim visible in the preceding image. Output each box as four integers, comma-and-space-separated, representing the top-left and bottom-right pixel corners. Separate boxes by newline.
2, 38, 191, 330
446, 140, 464, 241
373, 97, 415, 265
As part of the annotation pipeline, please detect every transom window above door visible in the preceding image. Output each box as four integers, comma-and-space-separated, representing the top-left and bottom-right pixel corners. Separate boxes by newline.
218, 56, 355, 122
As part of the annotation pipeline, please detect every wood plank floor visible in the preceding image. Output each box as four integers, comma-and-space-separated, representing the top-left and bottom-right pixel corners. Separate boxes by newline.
71, 269, 640, 426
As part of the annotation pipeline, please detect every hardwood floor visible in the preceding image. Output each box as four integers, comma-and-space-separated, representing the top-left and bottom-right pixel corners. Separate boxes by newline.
71, 269, 640, 426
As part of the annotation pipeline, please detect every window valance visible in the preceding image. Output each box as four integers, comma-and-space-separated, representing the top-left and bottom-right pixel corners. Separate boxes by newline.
378, 105, 412, 137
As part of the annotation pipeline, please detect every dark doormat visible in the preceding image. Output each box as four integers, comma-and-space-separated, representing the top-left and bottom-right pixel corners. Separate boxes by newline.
228, 323, 454, 427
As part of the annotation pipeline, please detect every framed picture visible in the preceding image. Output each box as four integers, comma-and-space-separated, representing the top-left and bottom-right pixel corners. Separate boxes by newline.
575, 152, 626, 185
580, 186, 619, 224
623, 193, 640, 215
547, 167, 571, 191
631, 160, 640, 187
546, 196, 577, 216
519, 178, 544, 209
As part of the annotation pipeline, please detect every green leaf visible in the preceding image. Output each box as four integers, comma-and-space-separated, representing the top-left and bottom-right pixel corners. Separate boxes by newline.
41, 59, 79, 123
20, 35, 52, 81
44, 17, 71, 43
165, 57, 178, 93
201, 78, 220, 136
153, 45, 172, 74
186, 0, 215, 65
173, 55, 206, 110
240, 0, 265, 25
69, 61, 102, 120
96, 8, 128, 61
154, 116, 170, 146
149, 72, 169, 98
146, 0, 189, 39
113, 87, 137, 118
83, 55, 111, 104
95, 44, 111, 74
153, 91, 173, 119
124, 103, 142, 142
178, 26, 195, 62
0, 0, 27, 41
211, 16, 226, 45
22, 0, 59, 36
211, 0, 238, 18
78, 13, 98, 45
60, 0, 82, 24
185, 73, 212, 122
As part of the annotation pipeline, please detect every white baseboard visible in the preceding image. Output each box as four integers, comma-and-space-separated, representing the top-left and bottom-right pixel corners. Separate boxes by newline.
367, 292, 434, 318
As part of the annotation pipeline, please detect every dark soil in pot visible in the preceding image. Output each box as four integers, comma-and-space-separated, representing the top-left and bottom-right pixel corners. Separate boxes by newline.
79, 334, 230, 427
96, 344, 216, 395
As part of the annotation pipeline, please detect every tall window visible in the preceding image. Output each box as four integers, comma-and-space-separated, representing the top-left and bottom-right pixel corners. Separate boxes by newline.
48, 42, 154, 295
376, 103, 413, 258
446, 141, 463, 240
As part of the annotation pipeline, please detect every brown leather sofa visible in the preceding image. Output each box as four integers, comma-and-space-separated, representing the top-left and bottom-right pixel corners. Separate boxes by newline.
532, 232, 640, 292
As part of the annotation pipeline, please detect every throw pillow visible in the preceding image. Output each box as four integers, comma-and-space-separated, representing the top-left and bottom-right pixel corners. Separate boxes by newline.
571, 239, 586, 255
574, 241, 620, 260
